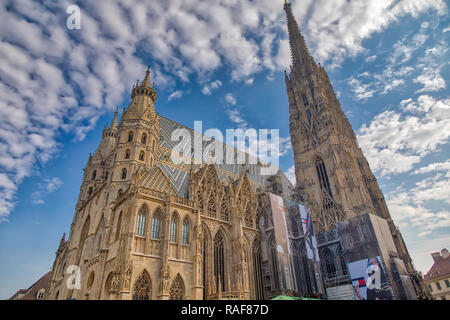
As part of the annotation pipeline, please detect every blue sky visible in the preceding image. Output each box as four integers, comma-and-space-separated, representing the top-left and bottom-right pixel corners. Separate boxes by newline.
0, 0, 449, 299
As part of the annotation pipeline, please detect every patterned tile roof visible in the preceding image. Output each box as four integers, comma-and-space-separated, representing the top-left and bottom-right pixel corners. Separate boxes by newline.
143, 115, 294, 199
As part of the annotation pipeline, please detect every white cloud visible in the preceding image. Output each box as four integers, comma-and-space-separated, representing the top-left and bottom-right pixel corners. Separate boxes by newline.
285, 165, 296, 186
225, 93, 237, 106
414, 67, 447, 93
227, 109, 247, 129
202, 80, 222, 95
413, 160, 450, 175
0, 0, 447, 220
168, 90, 183, 101
357, 95, 450, 175
31, 177, 63, 205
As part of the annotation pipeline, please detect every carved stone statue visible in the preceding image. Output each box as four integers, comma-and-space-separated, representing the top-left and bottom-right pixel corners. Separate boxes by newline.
159, 265, 171, 294
124, 266, 132, 290
111, 273, 119, 293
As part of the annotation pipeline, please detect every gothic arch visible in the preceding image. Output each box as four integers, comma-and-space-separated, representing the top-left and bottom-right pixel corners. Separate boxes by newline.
213, 230, 226, 292
321, 248, 337, 279
252, 238, 264, 300
86, 271, 95, 290
133, 270, 152, 300
104, 272, 114, 300
151, 207, 163, 239
169, 274, 185, 300
170, 211, 179, 243
182, 216, 190, 245
136, 205, 149, 237
76, 215, 91, 266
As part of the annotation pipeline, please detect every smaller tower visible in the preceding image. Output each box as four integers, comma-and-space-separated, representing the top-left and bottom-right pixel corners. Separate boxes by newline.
112, 67, 160, 186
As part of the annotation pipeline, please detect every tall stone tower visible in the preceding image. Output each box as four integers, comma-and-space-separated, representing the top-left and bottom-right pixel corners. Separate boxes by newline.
283, 0, 427, 297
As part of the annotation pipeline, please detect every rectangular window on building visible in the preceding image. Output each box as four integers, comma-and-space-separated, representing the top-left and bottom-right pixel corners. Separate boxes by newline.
445, 279, 450, 288
427, 284, 433, 292
436, 282, 442, 290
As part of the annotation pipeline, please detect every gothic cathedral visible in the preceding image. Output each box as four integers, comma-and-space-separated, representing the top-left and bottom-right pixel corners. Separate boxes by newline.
47, 1, 428, 300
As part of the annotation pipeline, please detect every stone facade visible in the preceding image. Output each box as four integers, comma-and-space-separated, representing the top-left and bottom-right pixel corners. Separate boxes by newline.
283, 1, 429, 299
46, 67, 295, 300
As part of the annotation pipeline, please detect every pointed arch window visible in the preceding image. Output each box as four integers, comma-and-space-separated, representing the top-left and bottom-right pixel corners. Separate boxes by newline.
141, 133, 147, 144
128, 131, 134, 142
220, 195, 229, 221
125, 149, 131, 159
323, 249, 337, 278
133, 271, 151, 300
207, 193, 216, 218
151, 211, 161, 240
92, 170, 97, 180
169, 274, 185, 300
122, 168, 127, 180
214, 231, 226, 292
302, 93, 309, 107
136, 206, 147, 237
139, 151, 145, 161
315, 157, 332, 196
170, 214, 178, 243
182, 218, 190, 245
115, 211, 123, 241
252, 240, 264, 300
244, 205, 253, 228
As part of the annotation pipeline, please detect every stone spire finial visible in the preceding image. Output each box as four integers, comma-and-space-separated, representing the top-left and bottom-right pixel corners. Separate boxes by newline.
140, 65, 151, 88
109, 107, 119, 130
284, 0, 315, 68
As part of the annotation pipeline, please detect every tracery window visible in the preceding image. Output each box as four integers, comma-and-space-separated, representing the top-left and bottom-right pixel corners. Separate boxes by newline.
139, 151, 145, 161
220, 194, 229, 221
169, 274, 185, 300
125, 149, 131, 159
151, 211, 161, 239
141, 133, 147, 144
197, 188, 204, 211
214, 231, 226, 291
128, 131, 134, 142
136, 206, 147, 237
244, 205, 253, 228
207, 193, 216, 218
323, 249, 337, 278
133, 271, 151, 300
315, 157, 332, 196
182, 218, 189, 245
170, 214, 178, 243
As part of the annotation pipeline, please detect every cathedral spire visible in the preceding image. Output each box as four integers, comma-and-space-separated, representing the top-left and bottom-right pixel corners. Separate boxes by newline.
109, 107, 119, 130
141, 65, 151, 88
284, 1, 315, 69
